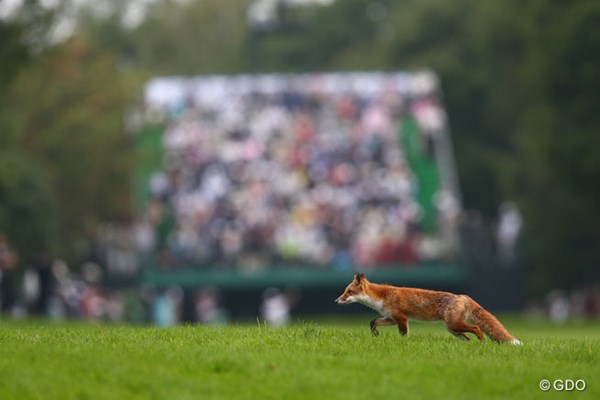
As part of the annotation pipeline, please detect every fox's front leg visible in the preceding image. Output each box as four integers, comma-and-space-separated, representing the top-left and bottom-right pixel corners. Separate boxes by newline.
370, 317, 395, 336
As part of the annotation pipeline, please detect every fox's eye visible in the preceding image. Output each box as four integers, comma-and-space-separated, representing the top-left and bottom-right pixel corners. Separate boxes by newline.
347, 290, 354, 295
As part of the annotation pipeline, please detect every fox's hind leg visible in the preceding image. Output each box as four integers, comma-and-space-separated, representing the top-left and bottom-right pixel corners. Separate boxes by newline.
447, 329, 470, 341
395, 315, 409, 336
370, 317, 395, 336
444, 296, 485, 341
445, 320, 484, 341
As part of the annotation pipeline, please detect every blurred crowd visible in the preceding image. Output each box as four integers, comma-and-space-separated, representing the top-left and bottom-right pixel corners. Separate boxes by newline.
2, 245, 305, 326
527, 287, 600, 325
2, 232, 599, 324
135, 72, 459, 270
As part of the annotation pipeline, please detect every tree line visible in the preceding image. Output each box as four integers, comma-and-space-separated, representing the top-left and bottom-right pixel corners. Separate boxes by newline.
0, 0, 598, 296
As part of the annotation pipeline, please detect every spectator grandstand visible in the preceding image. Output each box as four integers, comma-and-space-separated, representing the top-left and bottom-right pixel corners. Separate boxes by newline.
133, 71, 461, 273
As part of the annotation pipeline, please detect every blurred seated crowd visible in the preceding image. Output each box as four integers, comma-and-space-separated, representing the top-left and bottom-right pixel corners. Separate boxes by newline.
2, 251, 599, 325
135, 72, 458, 270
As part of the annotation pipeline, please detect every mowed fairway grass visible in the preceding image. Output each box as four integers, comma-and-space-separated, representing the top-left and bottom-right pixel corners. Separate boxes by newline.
0, 318, 598, 400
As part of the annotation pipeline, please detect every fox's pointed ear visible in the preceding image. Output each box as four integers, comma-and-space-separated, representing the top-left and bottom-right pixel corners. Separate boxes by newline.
354, 272, 366, 284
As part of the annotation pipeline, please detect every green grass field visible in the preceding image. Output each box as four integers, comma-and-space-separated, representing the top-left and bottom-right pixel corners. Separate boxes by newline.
0, 318, 597, 400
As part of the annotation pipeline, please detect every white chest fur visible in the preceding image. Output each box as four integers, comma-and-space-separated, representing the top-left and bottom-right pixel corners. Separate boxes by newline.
353, 294, 391, 318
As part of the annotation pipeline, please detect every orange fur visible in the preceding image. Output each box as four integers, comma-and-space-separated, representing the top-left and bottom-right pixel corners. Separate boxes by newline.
335, 273, 521, 344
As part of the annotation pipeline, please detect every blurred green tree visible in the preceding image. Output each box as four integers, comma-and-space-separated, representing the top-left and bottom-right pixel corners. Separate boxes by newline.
130, 0, 247, 74
0, 2, 56, 261
0, 153, 56, 259
3, 38, 133, 262
519, 0, 600, 293
0, 21, 30, 91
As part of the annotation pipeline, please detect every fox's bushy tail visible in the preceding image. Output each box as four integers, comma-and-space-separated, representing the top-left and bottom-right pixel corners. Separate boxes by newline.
467, 297, 522, 345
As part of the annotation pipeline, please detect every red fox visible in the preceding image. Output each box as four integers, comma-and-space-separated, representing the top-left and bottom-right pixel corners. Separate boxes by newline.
335, 273, 522, 345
